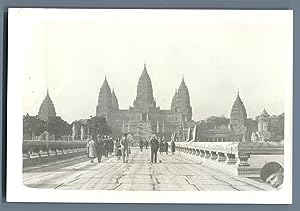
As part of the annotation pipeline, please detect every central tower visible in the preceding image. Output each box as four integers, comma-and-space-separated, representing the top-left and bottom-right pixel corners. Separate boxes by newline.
133, 63, 156, 112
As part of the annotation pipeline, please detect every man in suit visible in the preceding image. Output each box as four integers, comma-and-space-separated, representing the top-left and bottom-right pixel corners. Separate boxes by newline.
150, 134, 159, 163
96, 134, 104, 162
120, 134, 130, 163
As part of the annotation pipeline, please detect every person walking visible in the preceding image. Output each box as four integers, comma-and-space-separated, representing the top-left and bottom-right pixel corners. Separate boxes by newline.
159, 137, 164, 155
109, 137, 114, 155
103, 136, 109, 157
96, 135, 104, 162
139, 138, 144, 152
145, 140, 148, 149
120, 134, 129, 163
87, 136, 97, 163
164, 140, 169, 154
171, 140, 175, 155
115, 137, 122, 161
150, 134, 159, 163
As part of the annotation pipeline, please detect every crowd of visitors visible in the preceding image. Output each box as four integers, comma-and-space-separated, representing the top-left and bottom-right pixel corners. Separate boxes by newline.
86, 133, 176, 164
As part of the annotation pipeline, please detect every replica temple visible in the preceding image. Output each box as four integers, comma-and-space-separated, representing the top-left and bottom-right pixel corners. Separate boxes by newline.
33, 65, 283, 142
96, 64, 193, 139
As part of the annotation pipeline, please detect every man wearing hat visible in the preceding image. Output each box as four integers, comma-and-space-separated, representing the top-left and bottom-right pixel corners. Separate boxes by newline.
120, 133, 130, 163
96, 134, 104, 162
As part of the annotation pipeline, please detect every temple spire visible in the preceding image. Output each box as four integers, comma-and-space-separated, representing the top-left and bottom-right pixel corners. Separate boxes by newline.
38, 89, 56, 121
134, 63, 155, 110
96, 76, 113, 117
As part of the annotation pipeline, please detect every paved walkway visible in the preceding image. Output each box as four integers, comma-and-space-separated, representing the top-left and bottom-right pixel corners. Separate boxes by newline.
23, 148, 272, 191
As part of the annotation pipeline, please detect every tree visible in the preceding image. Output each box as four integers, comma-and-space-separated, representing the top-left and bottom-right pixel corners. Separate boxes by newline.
87, 116, 112, 137
198, 116, 230, 129
23, 114, 46, 140
270, 113, 284, 141
46, 116, 72, 140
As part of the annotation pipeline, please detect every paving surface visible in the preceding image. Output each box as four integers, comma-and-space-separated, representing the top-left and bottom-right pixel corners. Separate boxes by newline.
23, 148, 272, 191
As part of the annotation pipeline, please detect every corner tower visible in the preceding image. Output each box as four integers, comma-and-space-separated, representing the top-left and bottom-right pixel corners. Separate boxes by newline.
258, 108, 270, 132
38, 90, 56, 121
96, 76, 113, 118
230, 91, 247, 138
133, 63, 156, 111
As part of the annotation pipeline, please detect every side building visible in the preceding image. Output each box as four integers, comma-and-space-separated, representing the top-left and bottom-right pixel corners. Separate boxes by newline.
188, 92, 283, 142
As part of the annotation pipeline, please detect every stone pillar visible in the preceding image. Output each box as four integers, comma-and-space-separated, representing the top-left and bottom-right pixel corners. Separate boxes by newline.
192, 149, 197, 155
80, 126, 85, 141
162, 121, 165, 133
210, 151, 218, 160
226, 153, 237, 164
200, 150, 205, 157
72, 124, 76, 140
217, 152, 227, 162
127, 121, 130, 132
205, 150, 211, 159
156, 121, 159, 133
122, 121, 125, 133
45, 132, 49, 141
238, 153, 250, 167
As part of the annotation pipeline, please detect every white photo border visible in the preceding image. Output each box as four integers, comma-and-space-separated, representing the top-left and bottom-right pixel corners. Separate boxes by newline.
6, 8, 293, 204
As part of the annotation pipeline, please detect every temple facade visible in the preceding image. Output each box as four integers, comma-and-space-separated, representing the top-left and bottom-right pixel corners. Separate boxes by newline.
96, 64, 193, 139
38, 90, 56, 121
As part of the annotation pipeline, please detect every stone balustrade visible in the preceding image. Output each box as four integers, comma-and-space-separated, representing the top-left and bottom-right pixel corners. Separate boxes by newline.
175, 141, 284, 177
23, 140, 87, 166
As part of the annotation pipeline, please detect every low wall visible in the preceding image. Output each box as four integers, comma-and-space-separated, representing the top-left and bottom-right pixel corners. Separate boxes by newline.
175, 141, 284, 177
23, 140, 87, 166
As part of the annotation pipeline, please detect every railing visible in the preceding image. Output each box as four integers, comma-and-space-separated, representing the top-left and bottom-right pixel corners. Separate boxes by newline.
175, 141, 284, 177
23, 140, 87, 166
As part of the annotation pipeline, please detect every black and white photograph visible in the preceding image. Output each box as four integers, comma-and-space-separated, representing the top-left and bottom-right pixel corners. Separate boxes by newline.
6, 9, 292, 203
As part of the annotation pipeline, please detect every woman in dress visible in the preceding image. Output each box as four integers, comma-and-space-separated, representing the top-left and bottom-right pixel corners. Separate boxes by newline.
87, 136, 97, 163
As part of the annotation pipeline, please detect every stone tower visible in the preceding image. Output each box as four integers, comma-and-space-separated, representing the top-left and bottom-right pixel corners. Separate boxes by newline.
171, 89, 177, 111
133, 64, 156, 111
174, 77, 192, 122
258, 109, 270, 132
111, 89, 119, 111
38, 90, 56, 121
96, 76, 113, 118
230, 91, 247, 139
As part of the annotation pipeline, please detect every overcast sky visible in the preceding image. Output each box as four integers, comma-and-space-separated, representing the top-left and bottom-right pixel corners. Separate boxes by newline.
9, 9, 292, 123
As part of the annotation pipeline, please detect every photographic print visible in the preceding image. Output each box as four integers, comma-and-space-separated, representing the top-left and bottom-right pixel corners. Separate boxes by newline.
6, 9, 292, 203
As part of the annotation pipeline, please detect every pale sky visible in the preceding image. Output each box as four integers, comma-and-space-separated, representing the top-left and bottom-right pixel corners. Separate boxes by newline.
9, 9, 292, 123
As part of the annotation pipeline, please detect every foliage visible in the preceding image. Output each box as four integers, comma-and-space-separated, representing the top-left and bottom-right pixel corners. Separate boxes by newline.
197, 116, 230, 129
23, 114, 46, 139
270, 113, 284, 140
86, 116, 112, 137
46, 116, 72, 139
